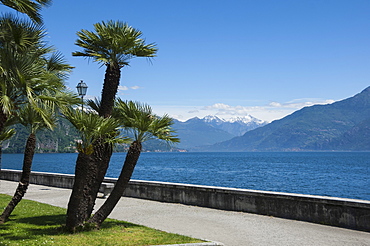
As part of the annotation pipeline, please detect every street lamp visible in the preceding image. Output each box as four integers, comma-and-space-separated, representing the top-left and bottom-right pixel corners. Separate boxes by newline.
76, 80, 88, 110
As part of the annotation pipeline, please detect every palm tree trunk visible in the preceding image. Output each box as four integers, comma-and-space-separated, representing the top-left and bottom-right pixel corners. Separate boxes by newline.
84, 64, 120, 217
66, 152, 96, 231
100, 64, 121, 118
88, 141, 142, 227
0, 144, 2, 173
86, 141, 113, 218
67, 64, 121, 229
0, 110, 8, 175
0, 133, 36, 223
0, 110, 7, 134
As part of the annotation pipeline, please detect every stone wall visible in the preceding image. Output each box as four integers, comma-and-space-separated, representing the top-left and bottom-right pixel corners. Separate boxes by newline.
1, 169, 369, 232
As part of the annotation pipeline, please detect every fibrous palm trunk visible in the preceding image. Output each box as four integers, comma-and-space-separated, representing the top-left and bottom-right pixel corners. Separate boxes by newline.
0, 133, 36, 223
88, 141, 142, 227
66, 151, 97, 231
100, 64, 121, 118
0, 111, 8, 175
86, 140, 112, 218
85, 65, 120, 217
66, 64, 121, 229
0, 110, 8, 134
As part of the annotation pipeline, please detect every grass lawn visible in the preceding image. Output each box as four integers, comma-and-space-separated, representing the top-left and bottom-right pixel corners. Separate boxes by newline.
0, 194, 203, 246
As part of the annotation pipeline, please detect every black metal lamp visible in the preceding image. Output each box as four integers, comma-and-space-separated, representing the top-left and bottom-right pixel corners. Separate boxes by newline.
76, 80, 88, 110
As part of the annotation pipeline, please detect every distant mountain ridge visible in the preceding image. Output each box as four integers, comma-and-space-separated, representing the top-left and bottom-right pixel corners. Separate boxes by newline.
195, 86, 370, 151
202, 115, 266, 136
173, 115, 267, 149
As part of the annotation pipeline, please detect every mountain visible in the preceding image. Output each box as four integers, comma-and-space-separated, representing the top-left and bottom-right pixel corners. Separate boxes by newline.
2, 118, 80, 153
195, 87, 370, 151
3, 118, 177, 153
173, 118, 234, 150
203, 115, 266, 136
173, 115, 266, 149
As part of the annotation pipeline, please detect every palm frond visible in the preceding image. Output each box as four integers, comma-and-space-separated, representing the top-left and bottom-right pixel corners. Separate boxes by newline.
1, 0, 52, 24
62, 107, 126, 154
113, 99, 179, 144
86, 98, 101, 113
45, 51, 74, 79
0, 127, 15, 142
72, 20, 157, 68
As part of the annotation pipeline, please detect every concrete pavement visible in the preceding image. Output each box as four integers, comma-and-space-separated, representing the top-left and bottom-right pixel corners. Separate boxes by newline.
1, 180, 370, 246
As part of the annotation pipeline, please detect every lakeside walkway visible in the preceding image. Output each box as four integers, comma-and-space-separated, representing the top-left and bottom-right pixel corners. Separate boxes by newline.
1, 180, 370, 246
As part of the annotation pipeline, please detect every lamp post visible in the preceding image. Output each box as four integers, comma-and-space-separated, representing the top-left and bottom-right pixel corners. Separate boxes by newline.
76, 80, 88, 111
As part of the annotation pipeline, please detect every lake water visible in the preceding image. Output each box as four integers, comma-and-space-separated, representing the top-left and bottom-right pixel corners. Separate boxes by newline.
1, 152, 369, 201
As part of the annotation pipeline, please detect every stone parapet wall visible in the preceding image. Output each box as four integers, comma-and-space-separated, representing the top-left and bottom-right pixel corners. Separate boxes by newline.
1, 169, 369, 232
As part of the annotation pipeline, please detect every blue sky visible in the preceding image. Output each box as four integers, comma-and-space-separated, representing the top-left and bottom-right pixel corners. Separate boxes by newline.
3, 1, 370, 122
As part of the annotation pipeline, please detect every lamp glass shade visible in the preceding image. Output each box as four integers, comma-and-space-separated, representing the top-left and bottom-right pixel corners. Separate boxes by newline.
76, 81, 88, 96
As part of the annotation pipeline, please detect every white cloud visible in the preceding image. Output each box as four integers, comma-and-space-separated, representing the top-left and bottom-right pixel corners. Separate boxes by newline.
118, 85, 142, 95
152, 98, 335, 123
118, 86, 129, 91
199, 99, 334, 122
269, 98, 335, 109
202, 103, 261, 118
118, 85, 141, 91
268, 102, 282, 107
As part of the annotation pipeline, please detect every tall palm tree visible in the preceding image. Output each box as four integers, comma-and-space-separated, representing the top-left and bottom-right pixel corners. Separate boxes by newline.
0, 0, 52, 24
88, 99, 179, 227
63, 107, 127, 231
0, 14, 73, 134
0, 14, 75, 223
0, 14, 50, 134
73, 20, 157, 118
71, 20, 157, 221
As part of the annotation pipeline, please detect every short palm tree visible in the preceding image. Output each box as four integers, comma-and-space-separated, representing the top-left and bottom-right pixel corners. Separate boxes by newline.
0, 103, 54, 223
0, 14, 75, 223
88, 99, 179, 227
0, 0, 52, 24
0, 84, 77, 223
0, 122, 15, 171
63, 107, 127, 231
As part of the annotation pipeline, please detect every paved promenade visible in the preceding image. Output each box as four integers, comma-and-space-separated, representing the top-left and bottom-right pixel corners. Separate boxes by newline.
1, 180, 370, 246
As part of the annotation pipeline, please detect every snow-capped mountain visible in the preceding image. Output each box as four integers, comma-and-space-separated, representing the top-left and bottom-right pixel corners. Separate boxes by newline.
201, 115, 267, 136
203, 115, 225, 124
172, 115, 267, 149
228, 116, 265, 125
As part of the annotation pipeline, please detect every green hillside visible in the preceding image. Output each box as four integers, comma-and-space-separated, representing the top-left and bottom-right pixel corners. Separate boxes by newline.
2, 118, 177, 153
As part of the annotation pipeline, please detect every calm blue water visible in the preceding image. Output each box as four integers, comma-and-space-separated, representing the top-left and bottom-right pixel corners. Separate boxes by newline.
2, 152, 369, 201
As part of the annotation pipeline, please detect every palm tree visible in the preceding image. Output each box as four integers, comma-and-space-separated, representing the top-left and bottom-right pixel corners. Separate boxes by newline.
0, 0, 52, 24
71, 20, 157, 221
0, 14, 74, 134
88, 99, 179, 227
0, 124, 15, 171
63, 108, 127, 231
0, 14, 50, 133
0, 87, 76, 223
0, 61, 74, 224
0, 14, 75, 223
0, 103, 54, 223
73, 20, 157, 118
